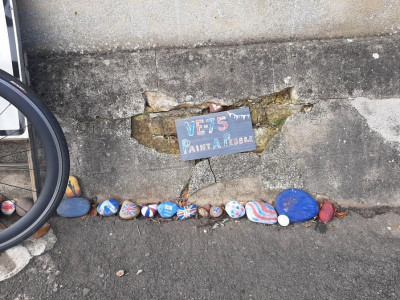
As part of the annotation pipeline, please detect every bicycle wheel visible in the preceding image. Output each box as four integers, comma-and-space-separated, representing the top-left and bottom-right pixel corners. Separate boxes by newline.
0, 69, 69, 251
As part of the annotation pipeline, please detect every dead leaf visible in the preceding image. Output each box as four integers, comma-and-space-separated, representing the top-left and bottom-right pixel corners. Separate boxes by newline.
116, 270, 125, 277
181, 185, 189, 202
335, 211, 348, 220
329, 225, 335, 231
89, 205, 98, 217
0, 225, 6, 231
82, 205, 98, 219
34, 223, 51, 238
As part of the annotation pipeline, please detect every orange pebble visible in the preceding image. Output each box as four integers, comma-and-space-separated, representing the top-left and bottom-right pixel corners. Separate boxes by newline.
65, 175, 82, 198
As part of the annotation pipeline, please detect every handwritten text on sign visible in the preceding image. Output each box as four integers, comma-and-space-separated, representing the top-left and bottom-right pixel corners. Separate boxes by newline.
175, 107, 256, 161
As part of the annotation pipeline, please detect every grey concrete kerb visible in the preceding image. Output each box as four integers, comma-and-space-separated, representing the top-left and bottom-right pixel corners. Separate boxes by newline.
0, 228, 57, 281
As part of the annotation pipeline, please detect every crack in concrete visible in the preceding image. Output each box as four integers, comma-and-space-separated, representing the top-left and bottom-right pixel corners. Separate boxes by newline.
207, 158, 217, 183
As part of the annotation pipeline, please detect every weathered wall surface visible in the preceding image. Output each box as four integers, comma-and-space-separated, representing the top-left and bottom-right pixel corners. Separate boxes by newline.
18, 0, 400, 54
27, 36, 400, 206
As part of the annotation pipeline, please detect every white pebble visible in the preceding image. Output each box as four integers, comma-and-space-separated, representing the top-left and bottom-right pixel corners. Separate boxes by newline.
387, 227, 392, 231
136, 270, 143, 275
278, 215, 290, 227
372, 53, 380, 59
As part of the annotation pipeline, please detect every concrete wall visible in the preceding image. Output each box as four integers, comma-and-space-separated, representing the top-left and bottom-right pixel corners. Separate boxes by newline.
15, 1, 400, 206
18, 0, 400, 53
26, 35, 400, 206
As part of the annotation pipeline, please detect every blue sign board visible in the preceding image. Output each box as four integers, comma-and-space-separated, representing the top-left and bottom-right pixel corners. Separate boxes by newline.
175, 107, 256, 161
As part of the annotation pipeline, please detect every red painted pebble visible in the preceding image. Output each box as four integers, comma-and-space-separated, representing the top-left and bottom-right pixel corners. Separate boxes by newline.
319, 202, 334, 223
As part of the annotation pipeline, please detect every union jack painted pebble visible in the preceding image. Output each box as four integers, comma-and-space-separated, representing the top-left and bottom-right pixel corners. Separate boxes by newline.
177, 205, 197, 220
119, 201, 140, 219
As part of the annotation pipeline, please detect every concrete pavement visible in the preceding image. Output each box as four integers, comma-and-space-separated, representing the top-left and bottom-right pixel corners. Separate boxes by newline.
0, 210, 399, 299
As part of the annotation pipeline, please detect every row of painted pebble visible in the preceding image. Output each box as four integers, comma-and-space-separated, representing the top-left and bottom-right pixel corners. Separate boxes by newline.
223, 188, 321, 226
55, 187, 334, 226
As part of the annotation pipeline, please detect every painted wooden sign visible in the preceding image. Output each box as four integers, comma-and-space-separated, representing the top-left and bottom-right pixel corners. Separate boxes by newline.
175, 107, 256, 161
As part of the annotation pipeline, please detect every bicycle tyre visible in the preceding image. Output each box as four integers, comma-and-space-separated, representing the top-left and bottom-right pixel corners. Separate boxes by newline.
0, 69, 69, 251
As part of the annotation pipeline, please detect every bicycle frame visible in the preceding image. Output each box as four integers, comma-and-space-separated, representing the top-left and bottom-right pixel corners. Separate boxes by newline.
0, 0, 27, 139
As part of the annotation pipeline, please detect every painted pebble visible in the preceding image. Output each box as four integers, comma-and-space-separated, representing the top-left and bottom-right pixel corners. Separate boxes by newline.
275, 188, 319, 222
209, 206, 223, 218
65, 175, 82, 198
1, 200, 16, 215
319, 202, 334, 223
158, 201, 179, 218
15, 197, 34, 217
97, 199, 119, 216
177, 205, 197, 220
57, 197, 91, 218
198, 208, 209, 218
278, 215, 290, 226
141, 203, 158, 218
245, 201, 278, 224
225, 201, 245, 219
119, 201, 140, 219
209, 103, 223, 113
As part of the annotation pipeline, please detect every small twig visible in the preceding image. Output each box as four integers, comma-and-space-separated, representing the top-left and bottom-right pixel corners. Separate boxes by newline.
137, 224, 141, 235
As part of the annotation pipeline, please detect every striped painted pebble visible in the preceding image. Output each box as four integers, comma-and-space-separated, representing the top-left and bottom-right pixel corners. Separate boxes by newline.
141, 204, 158, 218
245, 201, 278, 224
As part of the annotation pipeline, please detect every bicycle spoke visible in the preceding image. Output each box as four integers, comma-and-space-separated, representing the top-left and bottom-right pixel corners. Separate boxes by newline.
0, 219, 8, 229
0, 146, 43, 161
0, 165, 46, 172
0, 103, 11, 116
0, 181, 36, 192
0, 123, 31, 141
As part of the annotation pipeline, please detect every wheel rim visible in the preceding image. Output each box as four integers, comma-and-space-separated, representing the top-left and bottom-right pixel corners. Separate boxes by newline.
0, 73, 68, 250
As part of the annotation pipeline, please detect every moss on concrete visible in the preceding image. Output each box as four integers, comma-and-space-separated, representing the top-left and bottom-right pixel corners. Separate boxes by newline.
131, 87, 308, 154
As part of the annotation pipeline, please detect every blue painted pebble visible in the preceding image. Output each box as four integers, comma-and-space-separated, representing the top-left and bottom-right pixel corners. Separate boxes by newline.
158, 201, 179, 218
225, 201, 245, 218
97, 199, 119, 216
57, 197, 91, 218
275, 188, 319, 222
